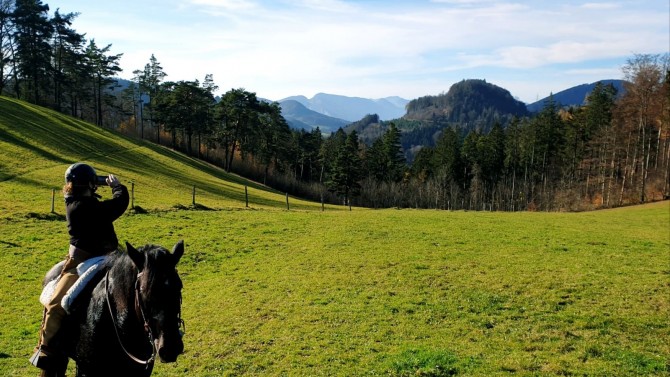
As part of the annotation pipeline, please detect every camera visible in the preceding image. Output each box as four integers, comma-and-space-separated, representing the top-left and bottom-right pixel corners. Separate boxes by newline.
95, 175, 108, 186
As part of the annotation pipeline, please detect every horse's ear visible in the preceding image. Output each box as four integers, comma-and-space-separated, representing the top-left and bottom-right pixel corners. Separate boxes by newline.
172, 240, 184, 264
126, 242, 145, 270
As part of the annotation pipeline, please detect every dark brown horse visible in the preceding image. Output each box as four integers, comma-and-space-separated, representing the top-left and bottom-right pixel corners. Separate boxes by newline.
41, 241, 185, 377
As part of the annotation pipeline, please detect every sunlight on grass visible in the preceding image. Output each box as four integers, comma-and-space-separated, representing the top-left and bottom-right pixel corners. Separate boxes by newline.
1, 96, 669, 375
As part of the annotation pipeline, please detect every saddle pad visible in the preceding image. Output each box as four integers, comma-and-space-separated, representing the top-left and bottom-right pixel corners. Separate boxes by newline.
62, 256, 106, 314
39, 278, 59, 307
38, 256, 107, 313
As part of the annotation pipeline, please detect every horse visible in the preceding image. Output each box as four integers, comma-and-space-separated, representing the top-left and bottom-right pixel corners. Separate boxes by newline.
39, 241, 185, 377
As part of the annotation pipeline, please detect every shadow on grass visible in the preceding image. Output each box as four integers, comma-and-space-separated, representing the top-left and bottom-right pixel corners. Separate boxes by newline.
172, 203, 215, 211
0, 129, 69, 179
128, 206, 149, 215
25, 212, 65, 221
1, 96, 308, 210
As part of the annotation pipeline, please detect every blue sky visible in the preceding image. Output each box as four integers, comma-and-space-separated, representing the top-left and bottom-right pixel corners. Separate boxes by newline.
49, 0, 668, 103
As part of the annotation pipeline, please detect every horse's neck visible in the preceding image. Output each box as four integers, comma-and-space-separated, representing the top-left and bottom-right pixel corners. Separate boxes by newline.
76, 265, 153, 376
109, 266, 143, 330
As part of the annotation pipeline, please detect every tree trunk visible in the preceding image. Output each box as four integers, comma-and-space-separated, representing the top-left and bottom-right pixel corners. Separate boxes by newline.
619, 130, 633, 205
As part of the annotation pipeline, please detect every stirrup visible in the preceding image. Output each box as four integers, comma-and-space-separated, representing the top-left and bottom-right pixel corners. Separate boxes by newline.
29, 345, 66, 371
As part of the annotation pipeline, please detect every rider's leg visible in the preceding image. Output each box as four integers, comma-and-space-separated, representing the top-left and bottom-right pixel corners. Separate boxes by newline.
30, 257, 80, 369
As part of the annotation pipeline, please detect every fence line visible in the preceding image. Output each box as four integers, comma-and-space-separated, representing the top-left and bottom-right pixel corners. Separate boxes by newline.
46, 183, 341, 214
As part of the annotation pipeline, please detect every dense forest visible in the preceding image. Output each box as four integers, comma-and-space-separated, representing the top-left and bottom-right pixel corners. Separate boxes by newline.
1, 0, 668, 211
405, 79, 528, 132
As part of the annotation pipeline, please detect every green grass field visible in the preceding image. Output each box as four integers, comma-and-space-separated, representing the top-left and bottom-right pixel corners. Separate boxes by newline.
1, 96, 669, 376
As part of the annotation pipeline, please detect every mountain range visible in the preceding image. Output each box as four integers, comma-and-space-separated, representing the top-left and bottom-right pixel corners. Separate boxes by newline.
278, 79, 625, 132
278, 100, 350, 133
526, 79, 625, 112
280, 93, 409, 122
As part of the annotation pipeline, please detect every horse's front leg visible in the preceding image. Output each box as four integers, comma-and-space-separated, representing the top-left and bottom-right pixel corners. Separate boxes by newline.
37, 361, 67, 377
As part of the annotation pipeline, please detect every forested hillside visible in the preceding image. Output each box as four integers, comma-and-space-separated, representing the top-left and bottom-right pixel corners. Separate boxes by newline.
405, 79, 528, 133
527, 79, 626, 113
0, 0, 667, 211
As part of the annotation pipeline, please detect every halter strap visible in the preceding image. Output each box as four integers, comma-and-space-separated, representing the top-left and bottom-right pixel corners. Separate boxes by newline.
105, 271, 156, 367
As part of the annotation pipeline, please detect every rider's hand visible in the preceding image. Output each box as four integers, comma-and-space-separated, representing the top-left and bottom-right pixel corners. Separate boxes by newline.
106, 174, 121, 188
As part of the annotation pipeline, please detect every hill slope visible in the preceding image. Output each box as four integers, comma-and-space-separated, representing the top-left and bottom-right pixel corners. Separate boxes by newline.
279, 100, 349, 133
527, 79, 625, 112
1, 99, 669, 377
0, 96, 327, 214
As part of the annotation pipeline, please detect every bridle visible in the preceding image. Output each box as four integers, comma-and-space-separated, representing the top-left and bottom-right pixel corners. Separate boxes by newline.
104, 270, 185, 367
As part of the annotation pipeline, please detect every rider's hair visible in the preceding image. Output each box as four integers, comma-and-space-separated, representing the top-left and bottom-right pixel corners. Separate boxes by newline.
63, 182, 89, 197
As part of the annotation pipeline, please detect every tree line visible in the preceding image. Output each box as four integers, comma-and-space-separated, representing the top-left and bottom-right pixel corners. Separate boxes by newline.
0, 0, 122, 125
1, 0, 667, 211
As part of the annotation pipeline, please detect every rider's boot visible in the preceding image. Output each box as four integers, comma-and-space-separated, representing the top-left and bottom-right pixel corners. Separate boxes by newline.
30, 307, 66, 370
30, 257, 79, 370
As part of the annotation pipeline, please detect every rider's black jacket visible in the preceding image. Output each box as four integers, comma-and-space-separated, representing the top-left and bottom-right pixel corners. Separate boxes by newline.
65, 184, 129, 256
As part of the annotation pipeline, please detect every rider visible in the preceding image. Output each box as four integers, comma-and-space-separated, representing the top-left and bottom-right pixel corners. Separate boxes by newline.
31, 163, 129, 370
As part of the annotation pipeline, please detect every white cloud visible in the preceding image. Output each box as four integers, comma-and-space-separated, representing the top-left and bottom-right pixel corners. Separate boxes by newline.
581, 2, 621, 10
430, 0, 498, 5
290, 0, 358, 12
188, 0, 257, 10
54, 0, 668, 101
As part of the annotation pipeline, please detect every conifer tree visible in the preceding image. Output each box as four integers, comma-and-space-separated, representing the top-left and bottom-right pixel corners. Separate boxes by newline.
0, 0, 14, 95
365, 137, 385, 181
51, 9, 84, 112
12, 0, 52, 103
154, 80, 213, 153
84, 40, 121, 126
327, 130, 363, 208
382, 123, 406, 182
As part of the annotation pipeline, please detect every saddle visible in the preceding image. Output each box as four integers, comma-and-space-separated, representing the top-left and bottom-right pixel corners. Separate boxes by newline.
40, 256, 107, 314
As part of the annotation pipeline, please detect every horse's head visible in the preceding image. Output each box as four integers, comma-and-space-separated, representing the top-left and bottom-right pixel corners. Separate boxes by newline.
127, 240, 185, 363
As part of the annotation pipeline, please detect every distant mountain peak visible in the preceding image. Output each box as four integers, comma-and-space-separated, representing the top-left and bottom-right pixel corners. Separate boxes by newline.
404, 79, 528, 132
279, 93, 409, 122
527, 79, 625, 112
278, 100, 349, 133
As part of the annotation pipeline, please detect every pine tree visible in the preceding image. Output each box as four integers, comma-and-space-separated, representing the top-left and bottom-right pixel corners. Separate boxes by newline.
382, 122, 406, 182
327, 130, 363, 208
154, 80, 213, 153
214, 88, 260, 171
84, 40, 121, 126
12, 0, 52, 104
133, 54, 167, 141
51, 10, 84, 112
0, 0, 14, 95
365, 137, 385, 181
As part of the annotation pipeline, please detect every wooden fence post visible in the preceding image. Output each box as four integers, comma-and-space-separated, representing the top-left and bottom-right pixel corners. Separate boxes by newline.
131, 182, 135, 209
192, 185, 196, 206
286, 192, 289, 210
51, 189, 55, 213
245, 185, 249, 208
321, 193, 324, 212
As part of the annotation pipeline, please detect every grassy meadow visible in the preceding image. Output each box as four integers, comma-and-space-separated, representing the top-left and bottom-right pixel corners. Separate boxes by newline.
1, 96, 669, 375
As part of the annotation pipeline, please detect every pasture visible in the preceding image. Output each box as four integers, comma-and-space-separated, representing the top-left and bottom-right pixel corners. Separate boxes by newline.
1, 96, 669, 375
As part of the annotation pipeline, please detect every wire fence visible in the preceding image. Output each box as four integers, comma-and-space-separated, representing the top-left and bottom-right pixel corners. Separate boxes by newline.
49, 183, 329, 214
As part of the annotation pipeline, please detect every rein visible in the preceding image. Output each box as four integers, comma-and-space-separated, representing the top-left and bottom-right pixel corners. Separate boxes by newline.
105, 270, 156, 367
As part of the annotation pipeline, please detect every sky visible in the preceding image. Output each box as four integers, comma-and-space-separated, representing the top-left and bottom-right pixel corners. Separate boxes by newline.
48, 0, 668, 104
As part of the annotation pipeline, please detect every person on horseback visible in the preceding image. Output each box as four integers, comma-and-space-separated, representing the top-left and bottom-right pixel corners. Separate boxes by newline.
30, 162, 129, 371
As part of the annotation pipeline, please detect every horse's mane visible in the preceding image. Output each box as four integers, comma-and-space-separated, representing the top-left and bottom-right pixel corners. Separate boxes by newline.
103, 244, 171, 291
